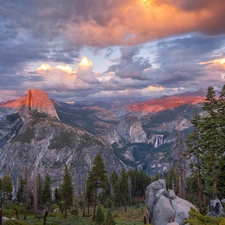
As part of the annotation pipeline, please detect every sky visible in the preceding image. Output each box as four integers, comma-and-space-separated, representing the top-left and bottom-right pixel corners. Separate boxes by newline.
1, 0, 225, 102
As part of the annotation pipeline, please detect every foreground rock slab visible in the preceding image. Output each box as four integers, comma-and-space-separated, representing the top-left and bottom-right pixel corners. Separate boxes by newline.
145, 179, 196, 225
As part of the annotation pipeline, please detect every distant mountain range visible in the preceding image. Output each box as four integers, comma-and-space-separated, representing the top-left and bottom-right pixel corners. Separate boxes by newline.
0, 89, 206, 197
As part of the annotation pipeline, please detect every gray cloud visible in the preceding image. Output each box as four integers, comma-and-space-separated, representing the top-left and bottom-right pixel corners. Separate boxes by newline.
107, 46, 152, 80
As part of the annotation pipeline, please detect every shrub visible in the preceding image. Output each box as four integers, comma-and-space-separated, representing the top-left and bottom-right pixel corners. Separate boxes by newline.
183, 207, 223, 225
4, 220, 27, 225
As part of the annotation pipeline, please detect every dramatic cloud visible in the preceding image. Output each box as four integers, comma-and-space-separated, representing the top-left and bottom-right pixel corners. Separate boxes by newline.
1, 0, 225, 101
107, 46, 152, 80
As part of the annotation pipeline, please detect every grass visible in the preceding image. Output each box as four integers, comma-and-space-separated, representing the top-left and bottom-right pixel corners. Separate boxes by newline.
1, 202, 148, 225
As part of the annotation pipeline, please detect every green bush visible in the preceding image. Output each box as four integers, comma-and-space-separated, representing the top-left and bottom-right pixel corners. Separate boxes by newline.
183, 207, 225, 225
4, 220, 27, 225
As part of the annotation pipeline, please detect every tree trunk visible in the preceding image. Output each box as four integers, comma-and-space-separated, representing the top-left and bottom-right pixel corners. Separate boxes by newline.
44, 210, 48, 225
82, 199, 86, 217
64, 206, 67, 219
14, 208, 19, 220
124, 200, 127, 213
34, 168, 38, 218
0, 198, 2, 225
92, 188, 97, 221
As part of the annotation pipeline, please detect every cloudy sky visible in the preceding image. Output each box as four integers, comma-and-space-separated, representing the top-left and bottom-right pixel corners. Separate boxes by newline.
1, 0, 225, 102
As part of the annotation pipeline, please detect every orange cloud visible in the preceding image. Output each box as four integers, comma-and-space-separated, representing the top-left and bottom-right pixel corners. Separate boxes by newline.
37, 64, 51, 71
199, 58, 225, 65
65, 0, 225, 47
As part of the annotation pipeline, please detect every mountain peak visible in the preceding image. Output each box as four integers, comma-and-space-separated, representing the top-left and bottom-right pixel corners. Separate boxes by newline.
20, 89, 60, 120
128, 89, 206, 113
0, 89, 59, 121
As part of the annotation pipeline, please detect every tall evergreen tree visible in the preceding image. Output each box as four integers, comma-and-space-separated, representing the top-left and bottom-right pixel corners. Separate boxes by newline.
37, 173, 43, 207
17, 176, 25, 203
217, 84, 225, 196
2, 175, 13, 201
185, 110, 203, 213
95, 206, 105, 225
200, 86, 221, 199
87, 153, 107, 221
42, 174, 51, 205
120, 168, 129, 212
60, 164, 74, 219
24, 166, 31, 209
104, 210, 115, 225
54, 187, 61, 205
113, 180, 121, 208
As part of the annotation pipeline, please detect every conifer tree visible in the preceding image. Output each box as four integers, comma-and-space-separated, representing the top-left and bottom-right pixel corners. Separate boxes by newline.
120, 168, 129, 212
200, 86, 221, 199
87, 153, 107, 221
104, 210, 115, 225
2, 175, 13, 201
23, 166, 31, 209
185, 110, 203, 213
17, 176, 25, 203
60, 164, 74, 219
37, 173, 43, 207
54, 187, 61, 205
42, 174, 51, 205
217, 84, 225, 196
95, 206, 105, 225
113, 180, 121, 208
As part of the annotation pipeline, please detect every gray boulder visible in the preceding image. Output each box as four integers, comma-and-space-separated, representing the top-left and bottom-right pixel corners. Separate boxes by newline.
208, 198, 225, 218
153, 195, 175, 225
145, 179, 196, 225
145, 179, 166, 222
171, 197, 195, 224
167, 223, 179, 225
2, 216, 9, 224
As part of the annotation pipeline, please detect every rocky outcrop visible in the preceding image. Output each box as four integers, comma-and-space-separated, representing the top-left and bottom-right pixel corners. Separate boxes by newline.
0, 89, 59, 121
116, 115, 147, 143
19, 89, 59, 120
145, 179, 196, 225
0, 116, 122, 198
208, 199, 225, 218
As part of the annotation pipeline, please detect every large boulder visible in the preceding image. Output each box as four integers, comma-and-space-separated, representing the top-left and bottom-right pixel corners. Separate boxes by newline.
145, 179, 196, 225
171, 197, 195, 224
152, 195, 175, 225
208, 199, 225, 218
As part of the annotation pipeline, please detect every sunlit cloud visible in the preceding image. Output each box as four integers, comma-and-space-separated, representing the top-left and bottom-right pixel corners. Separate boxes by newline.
55, 65, 74, 74
37, 64, 51, 71
79, 56, 93, 67
37, 64, 75, 74
149, 86, 165, 91
199, 57, 225, 65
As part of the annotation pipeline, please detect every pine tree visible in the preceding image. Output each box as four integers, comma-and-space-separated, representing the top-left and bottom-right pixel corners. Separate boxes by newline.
95, 206, 105, 225
24, 166, 31, 209
104, 210, 115, 225
37, 173, 43, 207
217, 84, 225, 196
200, 86, 221, 199
2, 175, 13, 201
120, 168, 129, 212
113, 180, 121, 208
87, 153, 107, 221
60, 164, 74, 219
54, 187, 61, 205
42, 174, 51, 205
185, 110, 203, 213
17, 176, 25, 203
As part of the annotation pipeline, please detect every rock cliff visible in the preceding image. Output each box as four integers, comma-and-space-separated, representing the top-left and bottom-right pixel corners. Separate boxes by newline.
0, 89, 59, 121
0, 114, 122, 198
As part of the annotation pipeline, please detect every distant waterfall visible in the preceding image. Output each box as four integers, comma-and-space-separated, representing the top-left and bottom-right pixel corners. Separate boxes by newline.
154, 135, 164, 148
